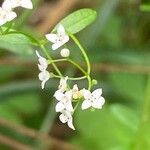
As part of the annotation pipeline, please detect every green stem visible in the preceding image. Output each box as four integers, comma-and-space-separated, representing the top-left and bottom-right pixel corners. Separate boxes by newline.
68, 32, 91, 75
48, 59, 67, 63
53, 74, 86, 81
68, 32, 92, 90
48, 58, 87, 75
87, 75, 92, 90
67, 58, 87, 75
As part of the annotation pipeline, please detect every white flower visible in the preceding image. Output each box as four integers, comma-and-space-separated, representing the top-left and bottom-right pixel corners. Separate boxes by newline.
60, 48, 70, 57
45, 24, 69, 50
54, 90, 73, 112
38, 71, 50, 89
82, 88, 105, 110
0, 1, 17, 26
36, 51, 50, 89
59, 110, 75, 130
58, 76, 68, 92
9, 0, 33, 9
72, 84, 83, 99
36, 50, 48, 71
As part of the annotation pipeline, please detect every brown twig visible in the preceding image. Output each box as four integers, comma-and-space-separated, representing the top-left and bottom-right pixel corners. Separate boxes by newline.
36, 0, 79, 35
0, 118, 79, 150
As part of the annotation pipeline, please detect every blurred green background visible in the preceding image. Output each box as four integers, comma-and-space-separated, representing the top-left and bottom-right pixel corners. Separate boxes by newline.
0, 0, 150, 150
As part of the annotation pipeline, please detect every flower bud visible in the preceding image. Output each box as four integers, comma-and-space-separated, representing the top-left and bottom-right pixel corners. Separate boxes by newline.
60, 48, 70, 57
92, 79, 98, 86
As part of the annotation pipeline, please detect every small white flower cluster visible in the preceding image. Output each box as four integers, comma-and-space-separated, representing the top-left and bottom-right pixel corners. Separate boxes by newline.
54, 77, 75, 130
36, 24, 105, 130
46, 24, 70, 57
36, 24, 71, 89
53, 77, 105, 130
0, 0, 33, 26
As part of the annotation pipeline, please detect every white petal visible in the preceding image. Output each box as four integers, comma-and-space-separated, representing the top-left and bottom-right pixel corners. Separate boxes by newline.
57, 24, 66, 35
6, 11, 17, 21
38, 71, 50, 81
38, 64, 45, 72
38, 57, 48, 69
0, 10, 7, 25
52, 42, 62, 50
66, 102, 74, 112
59, 113, 68, 123
92, 88, 102, 99
62, 35, 69, 44
83, 89, 91, 100
54, 90, 64, 101
45, 34, 57, 43
65, 90, 72, 100
72, 84, 79, 92
81, 100, 91, 110
55, 102, 65, 112
52, 35, 69, 50
2, 0, 12, 11
9, 0, 21, 8
58, 76, 68, 92
67, 117, 75, 130
41, 80, 46, 89
100, 96, 105, 105
21, 0, 33, 9
0, 19, 6, 26
92, 97, 105, 109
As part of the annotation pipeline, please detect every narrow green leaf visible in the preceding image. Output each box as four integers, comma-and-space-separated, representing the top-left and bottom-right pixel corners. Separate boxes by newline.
58, 8, 97, 34
0, 33, 33, 55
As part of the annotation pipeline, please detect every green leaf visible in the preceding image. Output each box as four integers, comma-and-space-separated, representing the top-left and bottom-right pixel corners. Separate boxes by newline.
58, 9, 97, 34
0, 33, 33, 55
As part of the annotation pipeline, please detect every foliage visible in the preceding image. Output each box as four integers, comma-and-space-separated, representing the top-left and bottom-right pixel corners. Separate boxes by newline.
0, 0, 150, 149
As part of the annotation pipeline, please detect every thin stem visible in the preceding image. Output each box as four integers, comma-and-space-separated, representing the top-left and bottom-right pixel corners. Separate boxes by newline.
48, 59, 67, 64
67, 58, 87, 75
87, 75, 92, 90
53, 74, 87, 81
48, 58, 87, 75
68, 32, 91, 75
68, 32, 92, 90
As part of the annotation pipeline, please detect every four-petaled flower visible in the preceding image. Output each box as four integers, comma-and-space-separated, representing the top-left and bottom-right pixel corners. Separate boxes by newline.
59, 110, 75, 130
45, 24, 69, 50
0, 0, 16, 26
54, 90, 73, 112
72, 84, 83, 100
82, 88, 105, 110
36, 51, 50, 89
